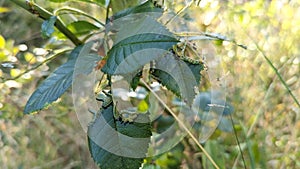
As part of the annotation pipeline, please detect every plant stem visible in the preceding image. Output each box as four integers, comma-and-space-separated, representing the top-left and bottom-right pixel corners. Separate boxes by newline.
54, 7, 105, 27
10, 0, 82, 46
164, 0, 193, 26
230, 114, 247, 169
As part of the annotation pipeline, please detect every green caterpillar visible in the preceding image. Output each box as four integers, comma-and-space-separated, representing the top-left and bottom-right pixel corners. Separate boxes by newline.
180, 55, 202, 65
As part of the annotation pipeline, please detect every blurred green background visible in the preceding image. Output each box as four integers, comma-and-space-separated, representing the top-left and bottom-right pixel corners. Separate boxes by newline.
1, 0, 300, 168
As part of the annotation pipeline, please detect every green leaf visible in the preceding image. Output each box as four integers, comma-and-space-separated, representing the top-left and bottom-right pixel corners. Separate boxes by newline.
151, 67, 180, 96
155, 115, 175, 133
101, 33, 178, 75
49, 0, 106, 6
48, 0, 69, 2
74, 41, 102, 75
130, 71, 142, 90
67, 21, 99, 36
111, 1, 163, 21
54, 21, 100, 39
182, 59, 204, 86
111, 12, 170, 43
142, 164, 161, 169
103, 15, 179, 92
102, 16, 178, 75
88, 104, 152, 169
41, 16, 57, 38
150, 55, 202, 105
155, 143, 184, 169
110, 0, 139, 14
203, 140, 226, 169
24, 46, 82, 114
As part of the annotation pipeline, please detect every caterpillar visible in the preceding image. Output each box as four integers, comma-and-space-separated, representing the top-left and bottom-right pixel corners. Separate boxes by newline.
171, 42, 203, 65
171, 43, 202, 65
180, 55, 202, 65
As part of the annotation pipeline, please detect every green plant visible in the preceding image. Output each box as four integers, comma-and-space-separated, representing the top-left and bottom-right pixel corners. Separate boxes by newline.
3, 0, 300, 169
6, 0, 246, 169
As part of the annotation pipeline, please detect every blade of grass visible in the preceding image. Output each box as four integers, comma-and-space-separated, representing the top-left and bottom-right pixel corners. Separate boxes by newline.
230, 114, 247, 169
242, 124, 256, 169
251, 38, 300, 109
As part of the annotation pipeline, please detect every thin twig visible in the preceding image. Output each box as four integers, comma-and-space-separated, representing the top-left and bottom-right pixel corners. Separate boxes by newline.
197, 0, 201, 6
2, 48, 72, 82
105, 1, 110, 24
164, 0, 194, 26
10, 0, 82, 46
175, 32, 247, 50
140, 79, 220, 169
